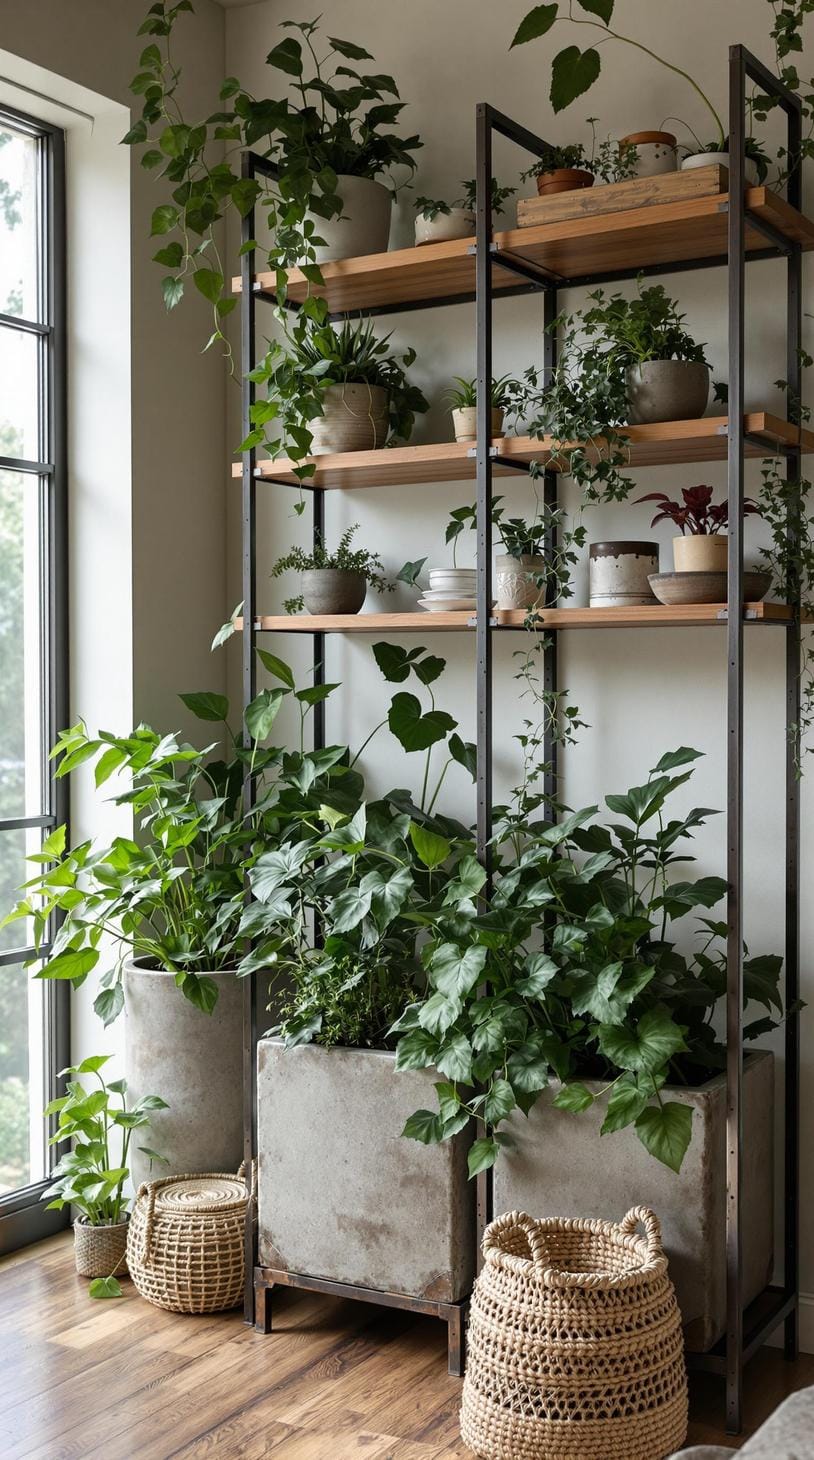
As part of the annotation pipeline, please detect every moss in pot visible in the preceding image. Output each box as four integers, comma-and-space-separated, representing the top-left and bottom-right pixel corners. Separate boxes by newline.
636, 483, 762, 573
272, 524, 394, 615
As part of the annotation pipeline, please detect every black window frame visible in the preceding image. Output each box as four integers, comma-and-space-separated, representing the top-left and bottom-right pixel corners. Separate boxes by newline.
0, 101, 69, 1254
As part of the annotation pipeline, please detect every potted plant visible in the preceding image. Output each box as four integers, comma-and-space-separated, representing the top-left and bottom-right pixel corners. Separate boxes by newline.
43, 1055, 166, 1297
445, 373, 524, 442
494, 511, 547, 610
636, 483, 762, 573
680, 133, 771, 187
589, 541, 659, 607
413, 177, 516, 244
393, 748, 782, 1350
618, 130, 678, 177
270, 523, 394, 615
248, 316, 429, 462
519, 128, 638, 196
582, 280, 710, 424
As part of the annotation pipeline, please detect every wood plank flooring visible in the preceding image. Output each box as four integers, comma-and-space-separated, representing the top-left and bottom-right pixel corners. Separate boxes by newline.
2, 1236, 813, 1458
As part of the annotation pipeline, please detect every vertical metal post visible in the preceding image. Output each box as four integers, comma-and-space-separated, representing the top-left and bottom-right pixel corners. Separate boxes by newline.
240, 151, 258, 1325
474, 103, 494, 1250
313, 488, 325, 753
542, 287, 558, 805
725, 45, 746, 1435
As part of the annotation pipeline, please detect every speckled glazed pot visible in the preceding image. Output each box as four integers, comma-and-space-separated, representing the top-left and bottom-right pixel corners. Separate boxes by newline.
589, 541, 659, 608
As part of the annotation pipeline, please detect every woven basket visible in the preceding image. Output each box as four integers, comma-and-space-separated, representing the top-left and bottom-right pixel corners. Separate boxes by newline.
461, 1206, 688, 1460
126, 1165, 253, 1314
74, 1217, 129, 1279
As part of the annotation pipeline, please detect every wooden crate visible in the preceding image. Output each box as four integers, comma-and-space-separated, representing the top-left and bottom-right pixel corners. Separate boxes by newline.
516, 164, 728, 229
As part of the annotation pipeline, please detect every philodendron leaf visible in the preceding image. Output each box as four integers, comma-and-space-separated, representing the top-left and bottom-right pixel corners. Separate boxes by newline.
179, 973, 219, 1014
409, 821, 450, 869
256, 648, 295, 690
598, 1007, 687, 1075
635, 1102, 693, 1174
372, 641, 418, 683
245, 688, 285, 741
388, 693, 456, 752
397, 557, 427, 587
651, 746, 703, 774
552, 1081, 594, 1114
550, 45, 602, 113
510, 4, 558, 47
402, 1109, 443, 1144
448, 733, 477, 781
467, 1136, 499, 1178
94, 984, 124, 1026
431, 943, 487, 1000
179, 691, 229, 722
600, 1073, 649, 1135
89, 1277, 123, 1300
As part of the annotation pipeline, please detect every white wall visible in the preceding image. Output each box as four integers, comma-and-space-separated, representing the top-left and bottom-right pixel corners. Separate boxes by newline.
224, 0, 814, 1344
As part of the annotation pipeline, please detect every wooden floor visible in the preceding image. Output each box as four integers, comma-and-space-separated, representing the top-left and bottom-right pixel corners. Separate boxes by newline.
2, 1237, 813, 1458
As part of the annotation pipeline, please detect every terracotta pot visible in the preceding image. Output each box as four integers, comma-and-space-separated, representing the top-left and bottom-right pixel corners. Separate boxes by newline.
415, 208, 475, 246
301, 568, 367, 616
451, 406, 504, 443
495, 554, 546, 610
589, 541, 659, 607
681, 152, 759, 187
306, 175, 392, 262
619, 130, 678, 178
310, 384, 389, 455
626, 361, 710, 424
74, 1216, 130, 1279
673, 534, 728, 573
535, 168, 594, 196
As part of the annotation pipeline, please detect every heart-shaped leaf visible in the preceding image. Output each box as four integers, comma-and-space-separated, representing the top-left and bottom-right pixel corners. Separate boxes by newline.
635, 1101, 693, 1173
388, 693, 456, 752
511, 4, 558, 47
550, 45, 601, 113
409, 821, 450, 869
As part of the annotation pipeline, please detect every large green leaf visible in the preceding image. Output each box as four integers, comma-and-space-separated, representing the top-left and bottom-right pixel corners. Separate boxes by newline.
409, 821, 450, 869
550, 45, 601, 112
510, 4, 558, 47
94, 984, 124, 1026
431, 943, 487, 999
598, 1007, 687, 1075
394, 1027, 438, 1072
743, 954, 784, 1014
256, 648, 295, 689
516, 953, 558, 998
600, 1073, 649, 1134
329, 883, 374, 934
507, 1042, 550, 1094
467, 1136, 499, 1177
448, 733, 477, 781
484, 1077, 516, 1123
402, 1109, 442, 1144
436, 1032, 473, 1083
418, 991, 461, 1037
37, 948, 98, 982
245, 688, 285, 742
576, 0, 614, 21
179, 691, 229, 723
552, 1081, 594, 1113
89, 1277, 123, 1300
569, 961, 653, 1024
635, 1102, 693, 1173
266, 37, 303, 75
651, 746, 703, 774
372, 641, 421, 683
388, 693, 456, 752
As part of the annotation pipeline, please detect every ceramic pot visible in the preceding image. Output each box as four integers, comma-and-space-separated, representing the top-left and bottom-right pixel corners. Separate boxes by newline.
310, 384, 389, 455
74, 1216, 130, 1279
307, 175, 392, 262
590, 541, 659, 608
673, 534, 728, 573
124, 960, 242, 1187
619, 130, 678, 178
649, 570, 772, 607
301, 568, 367, 616
451, 406, 504, 442
495, 554, 546, 610
415, 208, 475, 245
681, 152, 759, 187
626, 361, 710, 424
535, 168, 594, 196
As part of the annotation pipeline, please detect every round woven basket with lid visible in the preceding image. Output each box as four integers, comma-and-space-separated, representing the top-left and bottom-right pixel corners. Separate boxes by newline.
460, 1206, 688, 1460
127, 1167, 253, 1314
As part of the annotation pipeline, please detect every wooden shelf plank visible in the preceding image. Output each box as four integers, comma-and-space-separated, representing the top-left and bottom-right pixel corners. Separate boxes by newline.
239, 602, 795, 634
233, 187, 814, 314
232, 414, 814, 491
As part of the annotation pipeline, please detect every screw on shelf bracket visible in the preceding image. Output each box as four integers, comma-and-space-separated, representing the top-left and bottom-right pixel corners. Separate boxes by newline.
467, 616, 498, 628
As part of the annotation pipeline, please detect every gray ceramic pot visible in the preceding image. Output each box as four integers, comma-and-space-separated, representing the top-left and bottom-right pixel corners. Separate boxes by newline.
305, 175, 392, 263
302, 568, 367, 615
626, 360, 710, 424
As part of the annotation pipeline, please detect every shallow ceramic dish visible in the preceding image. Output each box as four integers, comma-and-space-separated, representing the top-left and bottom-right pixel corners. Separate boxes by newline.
648, 569, 772, 606
418, 597, 478, 612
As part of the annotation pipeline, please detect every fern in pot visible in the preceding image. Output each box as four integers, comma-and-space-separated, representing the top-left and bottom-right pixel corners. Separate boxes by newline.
271, 524, 393, 615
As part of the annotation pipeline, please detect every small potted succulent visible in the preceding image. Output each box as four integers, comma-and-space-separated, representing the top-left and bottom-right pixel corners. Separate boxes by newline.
271, 523, 394, 615
445, 374, 524, 442
413, 177, 516, 244
636, 484, 762, 573
581, 281, 710, 424
520, 127, 638, 197
43, 1055, 166, 1297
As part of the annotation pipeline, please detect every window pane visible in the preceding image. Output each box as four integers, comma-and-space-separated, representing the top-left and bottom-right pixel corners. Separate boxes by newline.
0, 326, 39, 461
0, 467, 44, 818
0, 827, 40, 953
0, 126, 38, 321
0, 961, 46, 1195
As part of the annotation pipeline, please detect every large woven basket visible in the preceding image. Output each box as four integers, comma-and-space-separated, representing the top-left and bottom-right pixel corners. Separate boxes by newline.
461, 1206, 688, 1460
126, 1166, 253, 1314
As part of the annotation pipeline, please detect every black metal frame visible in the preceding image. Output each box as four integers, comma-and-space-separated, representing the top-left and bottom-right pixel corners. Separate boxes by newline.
0, 102, 69, 1255
239, 42, 803, 1428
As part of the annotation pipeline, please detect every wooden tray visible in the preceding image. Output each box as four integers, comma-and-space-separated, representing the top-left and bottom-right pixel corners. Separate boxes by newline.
516, 164, 728, 229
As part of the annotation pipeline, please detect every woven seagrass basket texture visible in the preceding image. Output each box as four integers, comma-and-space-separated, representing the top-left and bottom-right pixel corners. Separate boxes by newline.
126, 1167, 252, 1314
460, 1206, 688, 1460
74, 1218, 129, 1279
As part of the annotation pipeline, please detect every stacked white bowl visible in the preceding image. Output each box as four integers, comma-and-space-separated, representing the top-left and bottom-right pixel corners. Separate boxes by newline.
419, 567, 477, 613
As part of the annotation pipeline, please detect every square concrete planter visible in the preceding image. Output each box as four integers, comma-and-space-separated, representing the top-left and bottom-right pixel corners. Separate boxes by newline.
493, 1050, 774, 1352
257, 1039, 475, 1302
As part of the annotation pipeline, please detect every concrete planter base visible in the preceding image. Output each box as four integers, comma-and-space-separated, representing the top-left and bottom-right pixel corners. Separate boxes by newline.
492, 1051, 774, 1352
257, 1040, 474, 1300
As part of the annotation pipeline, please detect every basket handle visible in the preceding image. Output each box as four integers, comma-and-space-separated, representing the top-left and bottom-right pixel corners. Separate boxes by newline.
237, 1159, 256, 1204
136, 1179, 161, 1266
483, 1210, 551, 1273
620, 1206, 663, 1257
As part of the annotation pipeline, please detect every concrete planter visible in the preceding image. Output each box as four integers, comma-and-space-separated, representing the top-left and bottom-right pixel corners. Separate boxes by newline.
493, 1050, 774, 1352
495, 553, 546, 609
589, 540, 659, 607
257, 1040, 475, 1300
626, 360, 710, 423
301, 568, 367, 615
124, 959, 242, 1187
415, 208, 475, 245
307, 175, 392, 262
310, 383, 389, 454
451, 405, 503, 442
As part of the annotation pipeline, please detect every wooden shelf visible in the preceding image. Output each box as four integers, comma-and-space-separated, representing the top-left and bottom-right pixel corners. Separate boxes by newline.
241, 602, 795, 634
233, 186, 814, 314
232, 414, 814, 491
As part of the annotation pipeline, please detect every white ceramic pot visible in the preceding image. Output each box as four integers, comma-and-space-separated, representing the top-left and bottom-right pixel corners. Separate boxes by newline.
681, 152, 759, 186
495, 554, 546, 610
451, 406, 504, 442
307, 176, 392, 262
589, 541, 659, 608
620, 130, 678, 178
428, 568, 476, 593
673, 534, 728, 573
310, 384, 389, 455
415, 208, 475, 246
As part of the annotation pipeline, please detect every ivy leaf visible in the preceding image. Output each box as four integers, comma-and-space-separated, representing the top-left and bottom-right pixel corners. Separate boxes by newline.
402, 1109, 443, 1144
510, 4, 558, 46
635, 1102, 693, 1174
507, 1042, 550, 1095
550, 45, 602, 113
150, 203, 178, 235
467, 1136, 499, 1178
516, 953, 558, 998
179, 691, 229, 723
194, 268, 224, 304
89, 1277, 123, 1300
418, 991, 461, 1037
431, 943, 487, 999
436, 1032, 472, 1083
329, 883, 374, 935
484, 1077, 516, 1123
162, 276, 184, 310
409, 821, 450, 869
94, 985, 124, 1026
394, 1027, 438, 1072
601, 1073, 649, 1134
153, 242, 184, 268
576, 0, 614, 21
553, 1082, 595, 1114
443, 855, 486, 904
388, 693, 456, 752
598, 1007, 687, 1075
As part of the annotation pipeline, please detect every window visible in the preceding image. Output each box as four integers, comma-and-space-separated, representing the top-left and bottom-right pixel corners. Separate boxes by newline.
0, 102, 68, 1252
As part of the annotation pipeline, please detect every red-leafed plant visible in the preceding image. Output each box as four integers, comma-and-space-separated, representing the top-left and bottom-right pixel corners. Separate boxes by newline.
636, 484, 761, 535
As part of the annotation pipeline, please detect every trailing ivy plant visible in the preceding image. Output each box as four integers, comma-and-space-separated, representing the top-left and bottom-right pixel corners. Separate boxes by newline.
750, 1, 814, 184
392, 748, 783, 1177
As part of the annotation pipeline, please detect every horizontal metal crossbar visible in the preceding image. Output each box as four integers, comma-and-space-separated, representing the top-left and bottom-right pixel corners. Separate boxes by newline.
0, 455, 53, 476
0, 312, 50, 336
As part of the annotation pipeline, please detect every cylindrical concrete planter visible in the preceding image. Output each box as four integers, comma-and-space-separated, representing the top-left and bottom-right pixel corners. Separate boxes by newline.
310, 383, 389, 455
301, 568, 367, 615
74, 1216, 129, 1278
451, 406, 504, 442
257, 1040, 475, 1300
681, 151, 759, 186
589, 541, 659, 608
535, 167, 594, 195
620, 130, 678, 178
673, 534, 728, 573
495, 553, 546, 610
307, 175, 392, 262
492, 1051, 774, 1352
124, 960, 242, 1188
415, 208, 475, 245
626, 360, 710, 424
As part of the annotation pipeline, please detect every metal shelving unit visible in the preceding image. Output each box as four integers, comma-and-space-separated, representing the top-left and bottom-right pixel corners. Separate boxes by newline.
238, 43, 804, 1428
